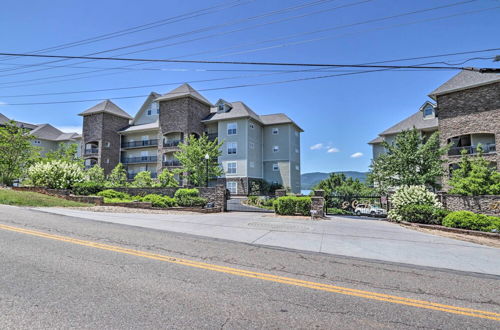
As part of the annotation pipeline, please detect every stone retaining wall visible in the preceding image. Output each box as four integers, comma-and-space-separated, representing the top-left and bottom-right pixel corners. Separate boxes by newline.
12, 187, 104, 205
439, 194, 500, 215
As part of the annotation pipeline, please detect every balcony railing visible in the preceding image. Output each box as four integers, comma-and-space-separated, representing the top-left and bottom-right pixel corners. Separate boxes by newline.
163, 160, 181, 167
206, 133, 218, 141
84, 148, 99, 155
84, 164, 97, 170
121, 139, 158, 149
127, 172, 157, 179
121, 156, 158, 164
163, 140, 182, 148
448, 144, 496, 156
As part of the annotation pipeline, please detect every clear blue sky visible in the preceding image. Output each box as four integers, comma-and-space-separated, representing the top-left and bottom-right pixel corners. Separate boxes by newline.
0, 0, 498, 173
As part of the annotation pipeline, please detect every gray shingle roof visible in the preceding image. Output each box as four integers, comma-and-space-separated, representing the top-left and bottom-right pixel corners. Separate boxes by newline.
368, 136, 384, 144
203, 101, 261, 123
155, 83, 212, 106
0, 113, 39, 130
429, 70, 500, 99
380, 111, 438, 136
30, 124, 80, 141
119, 121, 159, 133
78, 100, 132, 119
0, 113, 9, 124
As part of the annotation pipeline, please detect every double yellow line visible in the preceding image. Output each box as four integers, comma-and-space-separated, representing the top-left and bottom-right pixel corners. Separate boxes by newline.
1, 223, 499, 321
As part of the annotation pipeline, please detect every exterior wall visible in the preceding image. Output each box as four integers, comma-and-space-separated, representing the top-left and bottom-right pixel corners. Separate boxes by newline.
31, 139, 58, 157
134, 100, 159, 125
289, 126, 301, 193
262, 124, 293, 191
437, 82, 500, 189
371, 143, 385, 159
158, 97, 210, 137
263, 161, 290, 188
218, 118, 248, 178
439, 194, 500, 215
121, 131, 158, 143
246, 119, 263, 179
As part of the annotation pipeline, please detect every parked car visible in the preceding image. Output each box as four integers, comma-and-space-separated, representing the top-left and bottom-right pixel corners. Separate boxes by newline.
354, 204, 387, 217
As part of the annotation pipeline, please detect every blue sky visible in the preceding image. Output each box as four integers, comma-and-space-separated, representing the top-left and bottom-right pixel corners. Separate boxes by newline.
0, 0, 498, 173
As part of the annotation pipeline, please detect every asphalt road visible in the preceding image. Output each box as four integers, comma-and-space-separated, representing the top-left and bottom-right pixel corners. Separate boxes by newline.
0, 206, 499, 329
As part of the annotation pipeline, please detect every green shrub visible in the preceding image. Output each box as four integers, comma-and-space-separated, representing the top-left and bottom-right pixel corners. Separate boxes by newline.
327, 208, 352, 215
174, 188, 200, 199
262, 198, 276, 207
131, 171, 154, 187
174, 188, 206, 207
27, 160, 85, 189
274, 196, 311, 216
247, 195, 259, 205
72, 181, 105, 196
398, 204, 449, 225
442, 211, 500, 232
97, 189, 131, 200
140, 194, 178, 208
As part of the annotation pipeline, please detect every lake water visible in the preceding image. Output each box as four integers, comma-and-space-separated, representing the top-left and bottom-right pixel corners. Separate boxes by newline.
301, 190, 312, 195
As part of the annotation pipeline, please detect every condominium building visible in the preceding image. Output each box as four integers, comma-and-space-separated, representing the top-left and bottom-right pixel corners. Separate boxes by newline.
0, 113, 81, 157
79, 83, 302, 194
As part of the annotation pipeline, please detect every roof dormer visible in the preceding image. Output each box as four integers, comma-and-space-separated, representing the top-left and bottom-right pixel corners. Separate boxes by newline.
215, 99, 232, 113
419, 101, 436, 119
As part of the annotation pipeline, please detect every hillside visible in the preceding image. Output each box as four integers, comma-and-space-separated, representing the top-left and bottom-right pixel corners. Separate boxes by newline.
301, 171, 368, 190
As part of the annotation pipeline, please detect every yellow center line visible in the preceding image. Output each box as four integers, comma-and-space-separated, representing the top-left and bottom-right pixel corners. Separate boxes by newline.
1, 223, 499, 321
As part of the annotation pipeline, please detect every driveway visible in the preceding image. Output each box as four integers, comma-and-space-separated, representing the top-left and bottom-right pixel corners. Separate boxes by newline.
34, 206, 500, 275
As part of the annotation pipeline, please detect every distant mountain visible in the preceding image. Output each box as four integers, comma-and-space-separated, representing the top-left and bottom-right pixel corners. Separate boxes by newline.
301, 171, 368, 190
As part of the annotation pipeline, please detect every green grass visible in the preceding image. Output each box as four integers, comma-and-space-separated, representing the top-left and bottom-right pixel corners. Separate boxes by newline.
0, 189, 92, 207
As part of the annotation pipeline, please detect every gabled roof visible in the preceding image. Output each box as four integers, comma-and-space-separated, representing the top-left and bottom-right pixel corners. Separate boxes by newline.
203, 101, 261, 123
260, 113, 304, 132
30, 124, 80, 141
78, 100, 132, 119
119, 121, 159, 134
155, 83, 212, 106
379, 110, 438, 136
131, 92, 161, 125
0, 113, 39, 130
429, 70, 500, 99
0, 113, 9, 124
368, 136, 384, 145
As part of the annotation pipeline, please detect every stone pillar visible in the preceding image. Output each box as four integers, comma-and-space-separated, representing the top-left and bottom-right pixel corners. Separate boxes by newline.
275, 189, 286, 197
215, 185, 228, 212
310, 190, 325, 218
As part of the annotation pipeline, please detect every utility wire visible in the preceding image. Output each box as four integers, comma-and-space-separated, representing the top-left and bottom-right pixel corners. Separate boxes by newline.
0, 0, 489, 87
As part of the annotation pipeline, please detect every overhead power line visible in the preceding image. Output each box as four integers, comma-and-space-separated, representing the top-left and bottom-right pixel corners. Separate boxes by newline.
0, 52, 497, 72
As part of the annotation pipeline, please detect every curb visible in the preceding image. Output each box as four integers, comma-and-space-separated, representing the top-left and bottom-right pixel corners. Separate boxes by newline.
399, 221, 500, 239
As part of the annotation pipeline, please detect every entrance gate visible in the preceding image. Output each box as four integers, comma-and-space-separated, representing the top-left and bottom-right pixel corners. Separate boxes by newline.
324, 194, 389, 216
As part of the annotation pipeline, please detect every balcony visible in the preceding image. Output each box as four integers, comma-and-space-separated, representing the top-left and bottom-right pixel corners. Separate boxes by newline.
121, 156, 158, 164
84, 148, 99, 156
163, 140, 182, 148
121, 139, 158, 149
448, 144, 496, 156
206, 133, 218, 141
163, 160, 181, 167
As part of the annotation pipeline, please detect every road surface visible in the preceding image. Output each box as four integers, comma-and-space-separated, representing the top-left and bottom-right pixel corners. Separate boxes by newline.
0, 206, 499, 329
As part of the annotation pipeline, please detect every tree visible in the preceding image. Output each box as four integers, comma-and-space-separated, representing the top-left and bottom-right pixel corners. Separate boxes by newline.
368, 129, 448, 192
44, 143, 79, 163
85, 164, 105, 182
0, 121, 40, 185
131, 171, 154, 187
107, 163, 128, 187
156, 169, 178, 187
314, 173, 373, 198
448, 148, 500, 195
175, 134, 223, 186
27, 160, 85, 189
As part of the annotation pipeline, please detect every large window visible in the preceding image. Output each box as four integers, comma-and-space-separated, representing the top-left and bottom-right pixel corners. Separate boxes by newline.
227, 181, 237, 194
227, 162, 237, 174
227, 142, 237, 154
273, 145, 279, 153
227, 123, 237, 135
273, 163, 279, 171
272, 127, 279, 135
423, 106, 434, 117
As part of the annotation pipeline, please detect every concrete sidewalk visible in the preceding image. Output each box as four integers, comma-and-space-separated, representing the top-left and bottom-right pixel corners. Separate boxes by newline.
35, 207, 500, 275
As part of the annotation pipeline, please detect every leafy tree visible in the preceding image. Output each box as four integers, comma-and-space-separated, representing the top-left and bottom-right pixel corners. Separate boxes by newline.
131, 171, 154, 187
448, 148, 500, 195
368, 129, 448, 192
314, 173, 373, 198
0, 121, 40, 185
175, 134, 223, 186
44, 143, 79, 163
107, 163, 128, 187
156, 169, 178, 187
85, 164, 105, 182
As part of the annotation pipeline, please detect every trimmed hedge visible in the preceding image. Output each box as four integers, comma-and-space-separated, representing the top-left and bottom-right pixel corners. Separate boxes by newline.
72, 181, 105, 196
174, 188, 207, 207
398, 204, 449, 225
97, 189, 131, 200
141, 194, 177, 208
442, 211, 500, 232
274, 196, 311, 216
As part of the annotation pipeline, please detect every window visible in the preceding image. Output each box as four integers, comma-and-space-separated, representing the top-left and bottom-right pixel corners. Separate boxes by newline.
142, 136, 148, 141
424, 106, 434, 117
295, 148, 299, 153
273, 145, 279, 153
147, 109, 152, 116
218, 104, 225, 112
272, 127, 279, 135
105, 141, 111, 148
249, 123, 254, 129
227, 162, 237, 174
249, 142, 255, 149
227, 122, 237, 135
226, 181, 237, 194
106, 159, 110, 164
249, 161, 255, 168
227, 142, 237, 154
273, 163, 279, 171
34, 140, 41, 144
151, 102, 159, 115
295, 165, 300, 171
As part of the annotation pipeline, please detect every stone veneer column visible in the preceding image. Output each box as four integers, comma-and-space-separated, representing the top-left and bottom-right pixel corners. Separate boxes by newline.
310, 190, 325, 218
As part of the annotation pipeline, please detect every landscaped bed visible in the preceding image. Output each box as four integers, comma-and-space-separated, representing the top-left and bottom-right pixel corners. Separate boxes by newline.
0, 188, 91, 207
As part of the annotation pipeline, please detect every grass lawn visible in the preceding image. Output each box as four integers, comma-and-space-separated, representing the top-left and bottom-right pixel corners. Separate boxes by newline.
0, 189, 92, 207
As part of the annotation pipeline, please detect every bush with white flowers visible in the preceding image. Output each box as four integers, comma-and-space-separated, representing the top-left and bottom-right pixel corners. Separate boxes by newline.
388, 185, 442, 222
27, 160, 85, 189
